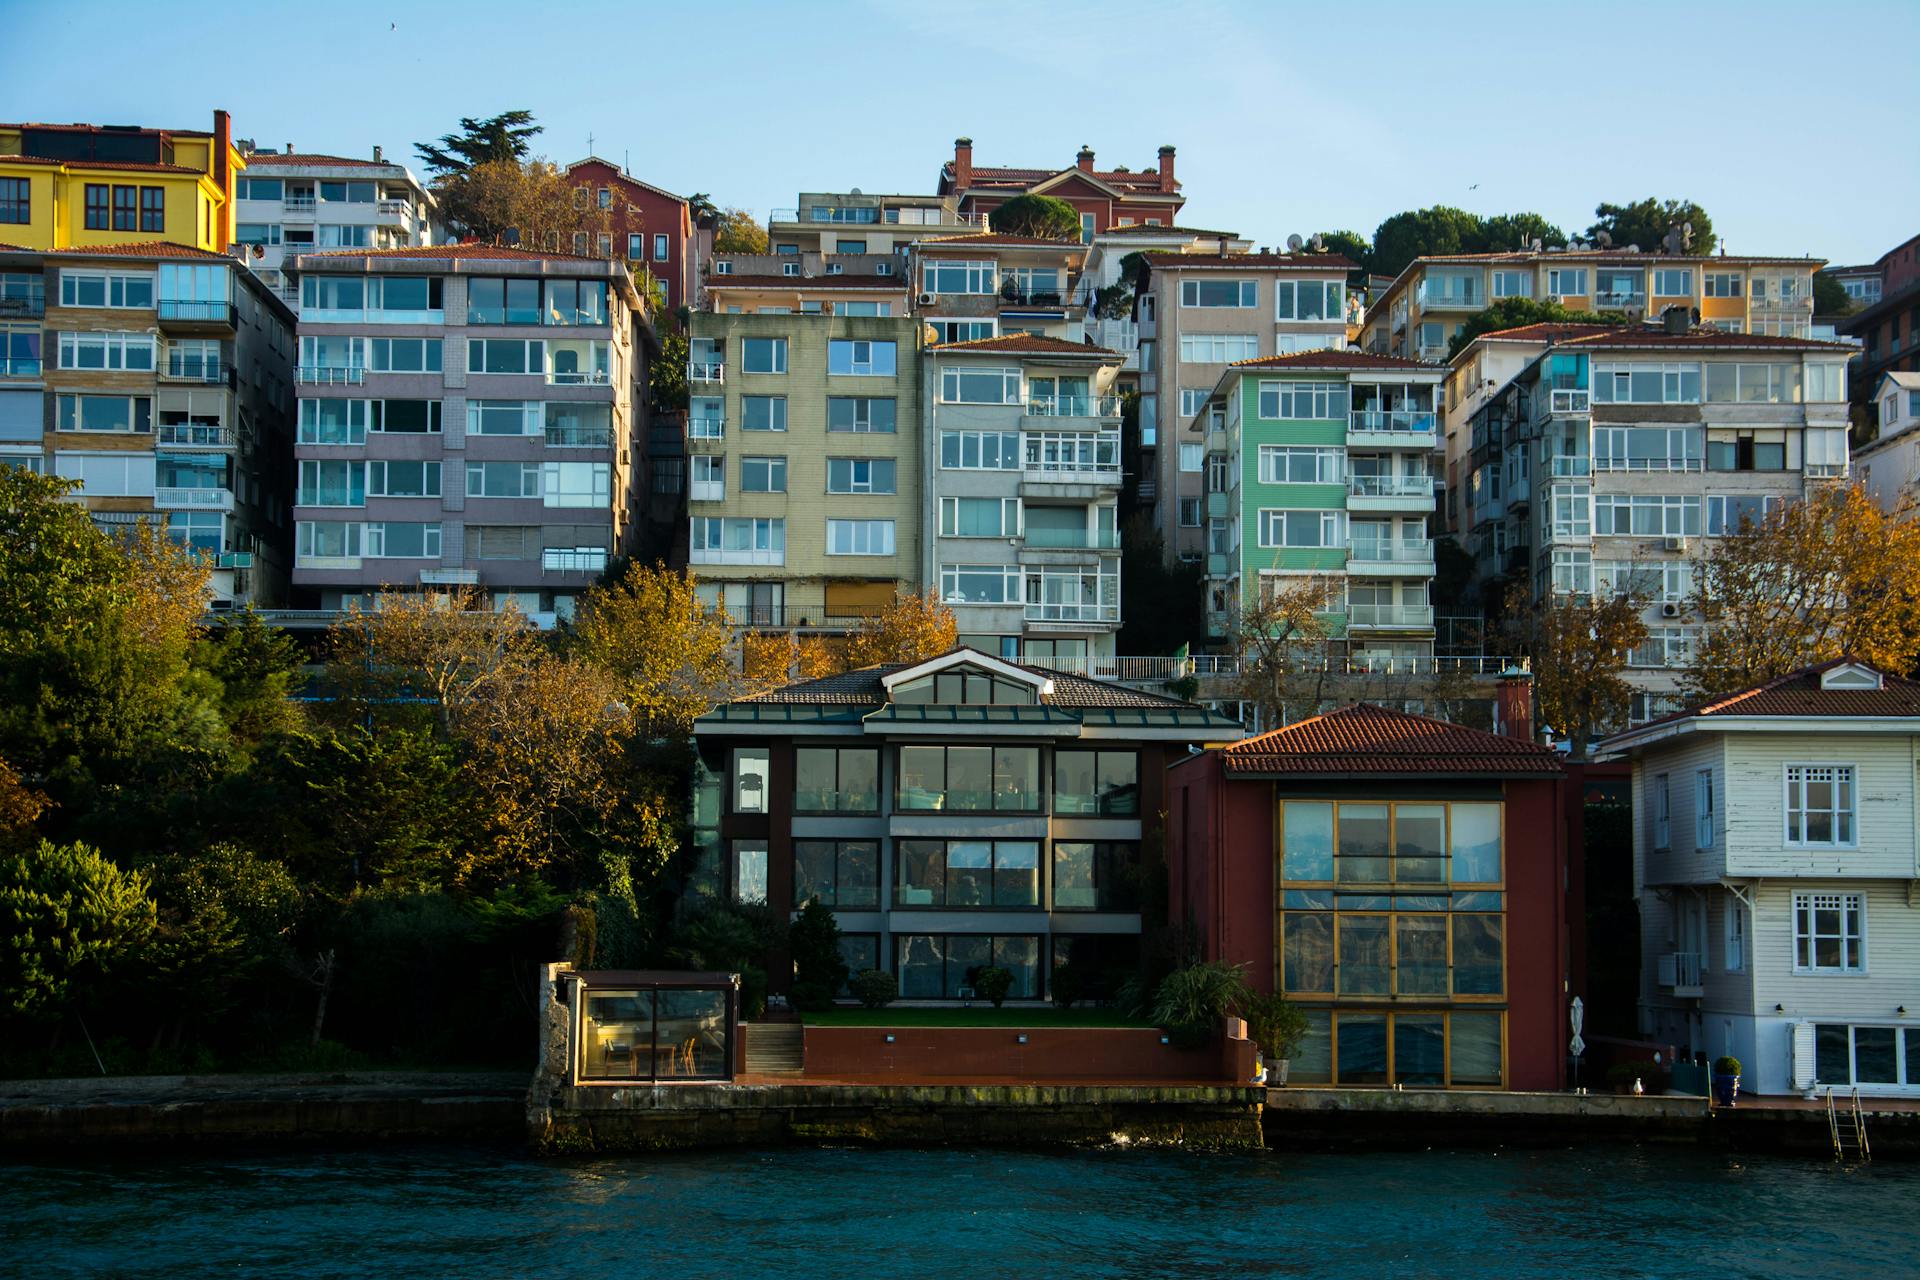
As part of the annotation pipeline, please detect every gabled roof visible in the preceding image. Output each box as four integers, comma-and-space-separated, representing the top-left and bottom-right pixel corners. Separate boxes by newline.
1597, 659, 1920, 757
43, 241, 230, 260
1562, 327, 1856, 353
562, 157, 687, 205
1882, 371, 1920, 390
928, 334, 1119, 358
729, 648, 1204, 711
916, 232, 1083, 249
951, 163, 1175, 194
1470, 322, 1620, 345
1144, 252, 1355, 273
1223, 704, 1561, 777
1229, 350, 1437, 371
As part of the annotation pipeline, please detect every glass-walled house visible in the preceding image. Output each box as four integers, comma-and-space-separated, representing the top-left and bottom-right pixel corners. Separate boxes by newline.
569, 970, 738, 1083
690, 648, 1241, 1002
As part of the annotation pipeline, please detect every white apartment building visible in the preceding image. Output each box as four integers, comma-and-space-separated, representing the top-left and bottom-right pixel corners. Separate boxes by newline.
1600, 660, 1920, 1098
234, 146, 440, 297
1855, 372, 1920, 513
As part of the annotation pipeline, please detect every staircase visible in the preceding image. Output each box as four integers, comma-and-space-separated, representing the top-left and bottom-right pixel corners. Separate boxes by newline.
744, 1022, 805, 1077
1827, 1087, 1871, 1162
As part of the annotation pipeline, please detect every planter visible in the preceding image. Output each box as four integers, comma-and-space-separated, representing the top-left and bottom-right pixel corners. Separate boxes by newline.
1269, 1058, 1290, 1087
1712, 1073, 1740, 1106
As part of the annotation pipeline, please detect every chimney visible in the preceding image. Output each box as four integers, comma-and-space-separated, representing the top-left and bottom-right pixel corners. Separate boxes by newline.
212, 110, 233, 253
1076, 145, 1095, 173
953, 137, 972, 190
1494, 668, 1534, 743
285, 143, 294, 155
373, 145, 383, 163
1158, 144, 1176, 193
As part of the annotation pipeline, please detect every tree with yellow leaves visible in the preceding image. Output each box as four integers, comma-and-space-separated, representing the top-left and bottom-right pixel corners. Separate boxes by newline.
435, 157, 615, 252
1504, 583, 1649, 759
324, 587, 535, 736
1685, 484, 1920, 701
571, 563, 744, 738
842, 591, 958, 670
1230, 576, 1336, 726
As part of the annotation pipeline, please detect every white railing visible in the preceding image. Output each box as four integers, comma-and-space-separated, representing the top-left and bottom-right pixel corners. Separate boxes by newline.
157, 423, 233, 448
296, 365, 365, 384
1023, 602, 1122, 624
1347, 476, 1433, 498
1349, 539, 1435, 564
1421, 292, 1483, 309
378, 200, 413, 218
690, 547, 784, 566
163, 359, 224, 383
689, 480, 725, 503
1022, 653, 1530, 684
546, 369, 611, 386
1657, 951, 1704, 990
1550, 389, 1591, 414
283, 197, 317, 216
688, 361, 724, 382
1595, 291, 1646, 309
542, 550, 608, 572
1026, 395, 1123, 419
1023, 431, 1121, 478
1348, 603, 1436, 627
688, 416, 724, 439
1351, 410, 1437, 434
154, 487, 234, 511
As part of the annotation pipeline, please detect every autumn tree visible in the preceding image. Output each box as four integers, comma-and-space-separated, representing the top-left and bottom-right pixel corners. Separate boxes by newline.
324, 588, 536, 736
843, 592, 959, 670
988, 194, 1082, 241
431, 157, 612, 249
1504, 584, 1649, 759
1230, 577, 1336, 727
571, 563, 742, 737
1684, 485, 1920, 701
712, 208, 769, 254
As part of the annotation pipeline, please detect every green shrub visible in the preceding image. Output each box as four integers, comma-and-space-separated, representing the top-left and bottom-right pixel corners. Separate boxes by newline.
849, 968, 897, 1010
1238, 990, 1310, 1060
787, 900, 846, 1012
1050, 964, 1086, 1009
1715, 1055, 1742, 1077
1150, 959, 1249, 1048
972, 965, 1013, 1008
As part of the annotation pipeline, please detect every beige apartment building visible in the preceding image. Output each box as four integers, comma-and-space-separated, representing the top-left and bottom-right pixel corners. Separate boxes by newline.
766, 191, 981, 259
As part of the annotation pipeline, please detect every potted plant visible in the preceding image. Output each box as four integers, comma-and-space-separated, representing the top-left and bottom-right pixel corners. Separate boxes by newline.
973, 965, 1014, 1008
1150, 960, 1250, 1050
1712, 1055, 1742, 1106
1239, 991, 1310, 1086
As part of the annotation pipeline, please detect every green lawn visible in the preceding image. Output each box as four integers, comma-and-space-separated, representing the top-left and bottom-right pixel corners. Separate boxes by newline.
802, 1007, 1152, 1029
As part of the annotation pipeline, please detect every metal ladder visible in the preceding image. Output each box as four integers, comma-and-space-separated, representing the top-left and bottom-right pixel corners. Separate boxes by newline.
1826, 1087, 1871, 1163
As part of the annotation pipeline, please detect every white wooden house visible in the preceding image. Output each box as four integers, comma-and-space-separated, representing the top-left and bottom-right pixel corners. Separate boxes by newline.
1598, 659, 1920, 1097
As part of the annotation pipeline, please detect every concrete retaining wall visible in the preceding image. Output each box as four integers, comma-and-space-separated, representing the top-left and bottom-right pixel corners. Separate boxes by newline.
800, 1022, 1255, 1084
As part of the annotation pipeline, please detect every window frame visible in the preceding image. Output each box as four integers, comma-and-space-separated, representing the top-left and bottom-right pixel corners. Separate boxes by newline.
1792, 891, 1866, 975
1784, 763, 1857, 848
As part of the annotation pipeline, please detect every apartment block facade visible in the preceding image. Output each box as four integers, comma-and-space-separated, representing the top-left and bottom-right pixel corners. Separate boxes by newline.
1461, 322, 1855, 721
767, 191, 979, 259
1365, 250, 1825, 362
1839, 232, 1920, 411
937, 139, 1184, 242
1199, 351, 1444, 655
693, 648, 1242, 1002
564, 158, 693, 311
286, 244, 653, 622
1, 242, 296, 605
234, 146, 440, 296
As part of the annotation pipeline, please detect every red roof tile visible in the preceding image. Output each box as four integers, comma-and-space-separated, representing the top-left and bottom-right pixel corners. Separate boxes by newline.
244, 153, 398, 169
1229, 350, 1438, 371
929, 334, 1119, 357
1564, 328, 1856, 353
45, 241, 230, 260
957, 165, 1173, 192
1100, 224, 1240, 237
1630, 659, 1920, 729
705, 274, 908, 290
0, 154, 204, 175
292, 243, 601, 262
1145, 251, 1356, 272
917, 232, 1083, 249
1224, 704, 1562, 776
1471, 322, 1621, 344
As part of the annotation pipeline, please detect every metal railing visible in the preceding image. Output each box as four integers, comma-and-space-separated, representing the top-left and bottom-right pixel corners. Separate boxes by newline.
158, 423, 233, 447
378, 199, 413, 218
1550, 389, 1591, 414
296, 365, 365, 384
0, 297, 46, 319
687, 361, 724, 382
1350, 410, 1437, 433
419, 568, 479, 585
0, 358, 42, 377
542, 549, 608, 572
1023, 601, 1122, 624
546, 369, 611, 386
999, 281, 1078, 306
1595, 290, 1647, 308
158, 300, 234, 324
154, 487, 234, 511
1349, 539, 1435, 563
1347, 476, 1434, 498
688, 416, 724, 439
1421, 291, 1483, 309
1025, 395, 1122, 418
544, 425, 612, 447
163, 358, 224, 383
1348, 603, 1436, 627
1023, 528, 1122, 550
283, 197, 317, 215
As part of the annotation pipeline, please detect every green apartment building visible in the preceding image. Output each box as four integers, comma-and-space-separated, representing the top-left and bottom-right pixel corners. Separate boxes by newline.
1197, 351, 1444, 662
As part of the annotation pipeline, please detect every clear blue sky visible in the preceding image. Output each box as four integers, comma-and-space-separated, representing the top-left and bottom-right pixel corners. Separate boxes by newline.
6, 0, 1915, 265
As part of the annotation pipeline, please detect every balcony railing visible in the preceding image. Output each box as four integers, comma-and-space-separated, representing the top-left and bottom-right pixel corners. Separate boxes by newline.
1656, 951, 1704, 994
378, 199, 413, 218
690, 547, 784, 566
1026, 395, 1122, 418
0, 357, 42, 377
688, 416, 724, 439
1349, 539, 1435, 564
1347, 476, 1434, 498
544, 425, 612, 448
1594, 290, 1647, 309
546, 369, 611, 386
1350, 410, 1437, 434
1023, 601, 1122, 624
1549, 456, 1591, 477
158, 300, 235, 325
154, 487, 234, 512
283, 196, 317, 215
163, 358, 225, 383
1023, 528, 1122, 550
157, 423, 233, 448
688, 361, 724, 382
0, 297, 45, 319
420, 568, 480, 585
297, 365, 366, 384
542, 549, 608, 573
689, 480, 725, 503
1421, 291, 1482, 309
999, 281, 1079, 307
1550, 388, 1591, 414
1348, 603, 1436, 627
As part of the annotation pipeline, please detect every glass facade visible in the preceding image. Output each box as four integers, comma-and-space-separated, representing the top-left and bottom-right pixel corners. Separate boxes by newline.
577, 985, 733, 1081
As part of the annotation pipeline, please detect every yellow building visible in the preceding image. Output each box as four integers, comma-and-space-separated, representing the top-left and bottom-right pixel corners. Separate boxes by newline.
0, 112, 242, 253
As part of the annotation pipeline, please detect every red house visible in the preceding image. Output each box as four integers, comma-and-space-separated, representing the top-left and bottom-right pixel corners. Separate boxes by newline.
937, 138, 1184, 242
1165, 697, 1573, 1092
565, 157, 693, 311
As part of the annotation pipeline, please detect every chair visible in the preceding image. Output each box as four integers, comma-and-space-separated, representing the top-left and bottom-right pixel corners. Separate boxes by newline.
680, 1036, 699, 1075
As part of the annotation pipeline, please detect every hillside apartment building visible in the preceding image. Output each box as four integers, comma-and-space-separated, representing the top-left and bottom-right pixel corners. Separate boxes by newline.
232, 145, 441, 300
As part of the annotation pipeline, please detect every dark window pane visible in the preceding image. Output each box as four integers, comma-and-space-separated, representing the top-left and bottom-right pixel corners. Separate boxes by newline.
993, 936, 1041, 998
1395, 804, 1447, 883
793, 841, 836, 906
1396, 915, 1449, 994
838, 842, 878, 909
1283, 802, 1334, 881
1338, 915, 1390, 994
1449, 1012, 1503, 1085
946, 746, 992, 811
945, 841, 991, 906
1452, 914, 1504, 995
897, 840, 943, 906
1815, 1024, 1851, 1084
1337, 1014, 1388, 1084
993, 841, 1039, 907
946, 935, 992, 996
1338, 804, 1390, 882
1855, 1027, 1898, 1083
1395, 1015, 1445, 1086
897, 935, 944, 998
1283, 912, 1334, 993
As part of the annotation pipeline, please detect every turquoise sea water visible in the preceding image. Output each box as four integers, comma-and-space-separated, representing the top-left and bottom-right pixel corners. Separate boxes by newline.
2, 1144, 1914, 1279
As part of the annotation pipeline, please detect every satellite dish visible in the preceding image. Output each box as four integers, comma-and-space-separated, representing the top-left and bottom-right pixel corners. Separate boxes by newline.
1596, 231, 1612, 248
1287, 233, 1304, 252
851, 188, 863, 196
1683, 221, 1694, 235
1626, 243, 1640, 254
1310, 233, 1326, 252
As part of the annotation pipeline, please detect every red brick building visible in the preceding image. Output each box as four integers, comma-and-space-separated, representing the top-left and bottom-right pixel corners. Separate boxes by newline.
1165, 698, 1575, 1091
565, 157, 693, 311
936, 138, 1184, 242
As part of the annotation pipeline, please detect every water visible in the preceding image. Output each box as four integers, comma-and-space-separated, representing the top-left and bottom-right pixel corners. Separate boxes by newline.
2, 1144, 1914, 1279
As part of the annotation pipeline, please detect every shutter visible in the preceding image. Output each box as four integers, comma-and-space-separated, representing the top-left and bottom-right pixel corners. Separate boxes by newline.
1790, 1021, 1817, 1092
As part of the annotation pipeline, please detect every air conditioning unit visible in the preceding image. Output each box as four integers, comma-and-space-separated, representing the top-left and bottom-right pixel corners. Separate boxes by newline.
1663, 536, 1689, 553
918, 292, 937, 306
1660, 601, 1682, 619
1547, 293, 1565, 304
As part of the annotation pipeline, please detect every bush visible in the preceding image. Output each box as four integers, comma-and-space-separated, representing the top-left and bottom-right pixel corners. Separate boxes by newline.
849, 968, 897, 1010
1050, 964, 1086, 1009
1715, 1055, 1742, 1077
787, 900, 846, 1012
972, 965, 1013, 1008
1150, 960, 1249, 1049
1238, 990, 1310, 1060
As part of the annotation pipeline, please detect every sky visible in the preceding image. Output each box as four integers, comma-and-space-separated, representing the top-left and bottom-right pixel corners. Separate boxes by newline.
5, 0, 1916, 266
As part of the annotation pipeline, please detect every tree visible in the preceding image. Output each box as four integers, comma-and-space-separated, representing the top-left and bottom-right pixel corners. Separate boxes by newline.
194, 609, 307, 753
843, 592, 958, 670
324, 588, 535, 736
650, 326, 688, 412
1230, 577, 1336, 727
414, 111, 541, 178
787, 899, 847, 1011
1369, 206, 1486, 279
1684, 485, 1920, 701
572, 563, 743, 738
1813, 273, 1853, 317
988, 194, 1081, 241
1480, 212, 1568, 254
684, 192, 719, 224
1586, 199, 1714, 255
711, 208, 768, 254
1446, 297, 1628, 360
1505, 584, 1648, 759
432, 157, 611, 248
1312, 229, 1372, 275
1, 840, 155, 1016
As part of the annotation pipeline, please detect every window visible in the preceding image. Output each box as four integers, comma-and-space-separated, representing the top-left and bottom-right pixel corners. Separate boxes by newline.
1724, 896, 1746, 972
297, 460, 365, 508
730, 747, 770, 814
1180, 279, 1257, 308
366, 460, 441, 498
941, 365, 1021, 404
57, 331, 154, 371
367, 337, 442, 373
1652, 268, 1693, 296
542, 280, 608, 326
923, 259, 995, 294
827, 457, 895, 494
1079, 212, 1095, 243
1695, 769, 1714, 847
1705, 493, 1782, 534
319, 181, 376, 204
1591, 362, 1701, 404
828, 397, 895, 433
1794, 892, 1864, 973
1257, 380, 1349, 419
828, 339, 895, 376
111, 184, 138, 231
1490, 270, 1530, 300
1177, 388, 1210, 419
689, 516, 784, 564
653, 233, 669, 262
466, 461, 541, 498
689, 454, 724, 501
1704, 271, 1742, 298
1626, 626, 1699, 669
1259, 446, 1342, 484
543, 461, 610, 507
234, 222, 280, 246
1546, 267, 1588, 296
1179, 334, 1260, 363
794, 840, 880, 908
1178, 497, 1202, 527
939, 563, 1022, 604
826, 518, 895, 556
1179, 442, 1204, 472
929, 318, 995, 344
1805, 362, 1847, 403
729, 455, 781, 494
891, 666, 1036, 706
1652, 774, 1670, 849
1592, 494, 1702, 537
83, 184, 110, 230
295, 520, 361, 561
627, 233, 644, 260
0, 177, 27, 224
364, 521, 441, 558
1258, 509, 1343, 548
740, 337, 786, 374
467, 338, 542, 374
1593, 426, 1702, 472
371, 400, 442, 433
1207, 452, 1230, 494
1704, 362, 1803, 405
1053, 842, 1141, 911
940, 429, 1021, 469
317, 224, 373, 248
298, 399, 366, 445
1785, 765, 1855, 847
60, 270, 155, 309
897, 744, 1039, 812
740, 395, 786, 431
466, 277, 543, 325
1274, 279, 1344, 320
1053, 750, 1137, 815
467, 400, 540, 437
896, 934, 1042, 1000
55, 394, 151, 433
732, 841, 769, 905
895, 840, 1040, 908
793, 747, 879, 813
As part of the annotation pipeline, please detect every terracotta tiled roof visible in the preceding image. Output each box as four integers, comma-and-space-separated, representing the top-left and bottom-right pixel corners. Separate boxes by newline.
244, 153, 396, 169
0, 154, 204, 175
1632, 660, 1920, 730
293, 243, 601, 262
929, 334, 1119, 357
1144, 252, 1356, 272
1100, 224, 1239, 237
1408, 250, 1822, 267
917, 232, 1083, 249
1229, 350, 1438, 371
739, 652, 1194, 710
956, 165, 1172, 192
1563, 328, 1856, 353
1472, 322, 1621, 344
1223, 704, 1562, 777
45, 241, 230, 260
705, 274, 908, 290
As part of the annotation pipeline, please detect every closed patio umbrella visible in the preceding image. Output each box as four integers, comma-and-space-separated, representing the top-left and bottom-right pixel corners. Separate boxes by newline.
1570, 996, 1586, 1091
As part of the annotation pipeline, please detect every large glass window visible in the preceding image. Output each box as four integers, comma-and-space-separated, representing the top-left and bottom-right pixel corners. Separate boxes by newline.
793, 840, 879, 909
1180, 279, 1257, 308
467, 277, 543, 325
828, 396, 896, 433
827, 457, 896, 494
896, 840, 1040, 908
1257, 381, 1349, 420
1785, 765, 1854, 846
941, 365, 1021, 404
793, 747, 878, 813
922, 259, 994, 295
1053, 750, 1138, 815
826, 518, 894, 556
741, 395, 786, 431
298, 399, 366, 445
897, 744, 1039, 812
741, 337, 786, 374
896, 935, 1042, 1000
578, 987, 731, 1081
828, 339, 896, 376
1052, 842, 1140, 911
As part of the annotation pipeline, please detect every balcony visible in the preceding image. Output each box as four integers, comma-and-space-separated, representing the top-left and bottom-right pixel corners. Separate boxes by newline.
1022, 528, 1122, 551
689, 479, 725, 503
1089, 318, 1138, 355
1594, 291, 1647, 309
1022, 432, 1122, 489
1656, 951, 1704, 998
1349, 410, 1437, 439
998, 282, 1079, 308
154, 486, 234, 512
688, 361, 724, 383
1549, 388, 1590, 415
1023, 601, 1121, 625
1347, 603, 1436, 629
157, 300, 238, 335
688, 416, 724, 440
1026, 395, 1122, 420
1420, 291, 1483, 311
544, 425, 612, 448
1348, 539, 1435, 571
297, 365, 366, 385
378, 199, 413, 219
0, 296, 45, 320
420, 567, 480, 586
157, 423, 233, 449
546, 368, 611, 386
1347, 475, 1436, 513
283, 196, 317, 217
690, 547, 784, 567
161, 357, 226, 384
542, 549, 608, 573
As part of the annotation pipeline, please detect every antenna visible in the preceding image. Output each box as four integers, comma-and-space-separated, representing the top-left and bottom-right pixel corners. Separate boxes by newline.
1287, 233, 1304, 252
